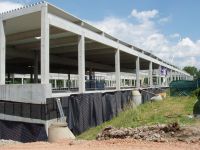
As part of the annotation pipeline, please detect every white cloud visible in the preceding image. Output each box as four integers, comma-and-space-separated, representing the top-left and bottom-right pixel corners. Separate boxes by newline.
91, 16, 157, 47
170, 33, 180, 38
89, 9, 200, 69
158, 16, 171, 24
131, 9, 158, 21
0, 1, 23, 13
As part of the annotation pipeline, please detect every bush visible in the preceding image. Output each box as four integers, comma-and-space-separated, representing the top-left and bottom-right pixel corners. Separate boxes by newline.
193, 100, 200, 116
191, 88, 200, 99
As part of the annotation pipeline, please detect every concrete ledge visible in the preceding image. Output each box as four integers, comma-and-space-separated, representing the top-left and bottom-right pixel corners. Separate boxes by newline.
0, 84, 52, 104
51, 88, 135, 98
0, 113, 48, 124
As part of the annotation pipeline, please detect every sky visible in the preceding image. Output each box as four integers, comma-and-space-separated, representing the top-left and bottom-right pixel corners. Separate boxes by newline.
0, 0, 200, 69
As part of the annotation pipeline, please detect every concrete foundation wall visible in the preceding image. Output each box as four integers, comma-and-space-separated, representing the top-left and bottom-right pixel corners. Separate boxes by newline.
0, 88, 166, 142
0, 84, 52, 104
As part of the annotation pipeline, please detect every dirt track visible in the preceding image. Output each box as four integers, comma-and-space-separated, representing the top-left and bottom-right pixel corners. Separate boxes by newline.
1, 139, 200, 150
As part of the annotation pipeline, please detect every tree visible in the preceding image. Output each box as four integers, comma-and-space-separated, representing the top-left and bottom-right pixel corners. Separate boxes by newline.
183, 66, 200, 79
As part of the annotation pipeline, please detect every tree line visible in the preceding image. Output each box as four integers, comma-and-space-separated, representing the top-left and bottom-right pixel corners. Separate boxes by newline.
183, 66, 200, 79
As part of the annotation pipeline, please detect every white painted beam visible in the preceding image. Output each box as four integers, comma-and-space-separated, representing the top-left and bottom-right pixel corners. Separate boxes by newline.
41, 5, 49, 84
78, 34, 85, 93
0, 19, 5, 85
115, 48, 120, 90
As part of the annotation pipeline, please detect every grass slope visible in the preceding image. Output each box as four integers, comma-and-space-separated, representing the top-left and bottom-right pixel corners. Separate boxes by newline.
78, 96, 200, 140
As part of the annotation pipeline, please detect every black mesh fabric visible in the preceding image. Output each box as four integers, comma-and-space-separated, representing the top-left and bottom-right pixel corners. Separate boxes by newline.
65, 91, 132, 134
0, 120, 47, 142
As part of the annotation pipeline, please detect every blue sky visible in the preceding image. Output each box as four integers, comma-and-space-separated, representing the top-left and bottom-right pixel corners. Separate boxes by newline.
32, 0, 200, 41
0, 0, 200, 68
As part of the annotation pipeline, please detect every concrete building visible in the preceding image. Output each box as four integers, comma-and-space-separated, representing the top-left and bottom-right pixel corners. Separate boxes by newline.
0, 1, 192, 141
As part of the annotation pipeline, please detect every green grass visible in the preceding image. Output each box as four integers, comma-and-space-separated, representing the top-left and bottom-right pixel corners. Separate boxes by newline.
77, 96, 200, 140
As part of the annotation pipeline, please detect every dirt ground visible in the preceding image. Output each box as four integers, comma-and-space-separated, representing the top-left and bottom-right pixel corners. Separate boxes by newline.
1, 123, 200, 150
1, 139, 200, 150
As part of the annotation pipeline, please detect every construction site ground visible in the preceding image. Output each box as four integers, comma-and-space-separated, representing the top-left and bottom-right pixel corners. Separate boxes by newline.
0, 139, 199, 150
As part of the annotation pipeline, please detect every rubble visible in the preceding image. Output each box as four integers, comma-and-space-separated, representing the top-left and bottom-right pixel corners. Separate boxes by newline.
0, 139, 21, 146
96, 122, 200, 143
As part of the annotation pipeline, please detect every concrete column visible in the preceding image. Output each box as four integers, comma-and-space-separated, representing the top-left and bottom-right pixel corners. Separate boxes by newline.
34, 50, 39, 83
78, 34, 85, 93
30, 73, 33, 83
54, 79, 57, 89
7, 73, 10, 84
177, 72, 180, 80
178, 74, 180, 80
41, 5, 49, 84
173, 72, 175, 81
156, 76, 159, 85
21, 78, 24, 85
176, 72, 178, 80
166, 76, 168, 86
174, 72, 176, 80
12, 74, 14, 84
170, 70, 173, 82
149, 61, 153, 87
136, 56, 140, 88
64, 80, 66, 88
115, 48, 121, 90
167, 76, 169, 86
0, 20, 5, 85
158, 65, 162, 86
68, 73, 71, 90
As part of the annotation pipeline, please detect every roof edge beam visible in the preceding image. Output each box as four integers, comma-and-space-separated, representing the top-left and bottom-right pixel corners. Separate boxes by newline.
1, 3, 44, 21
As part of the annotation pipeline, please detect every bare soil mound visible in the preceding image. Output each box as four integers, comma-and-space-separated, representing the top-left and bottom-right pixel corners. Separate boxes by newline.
97, 122, 200, 143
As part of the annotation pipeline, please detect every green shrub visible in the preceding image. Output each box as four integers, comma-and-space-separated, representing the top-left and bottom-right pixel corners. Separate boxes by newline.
191, 88, 200, 99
